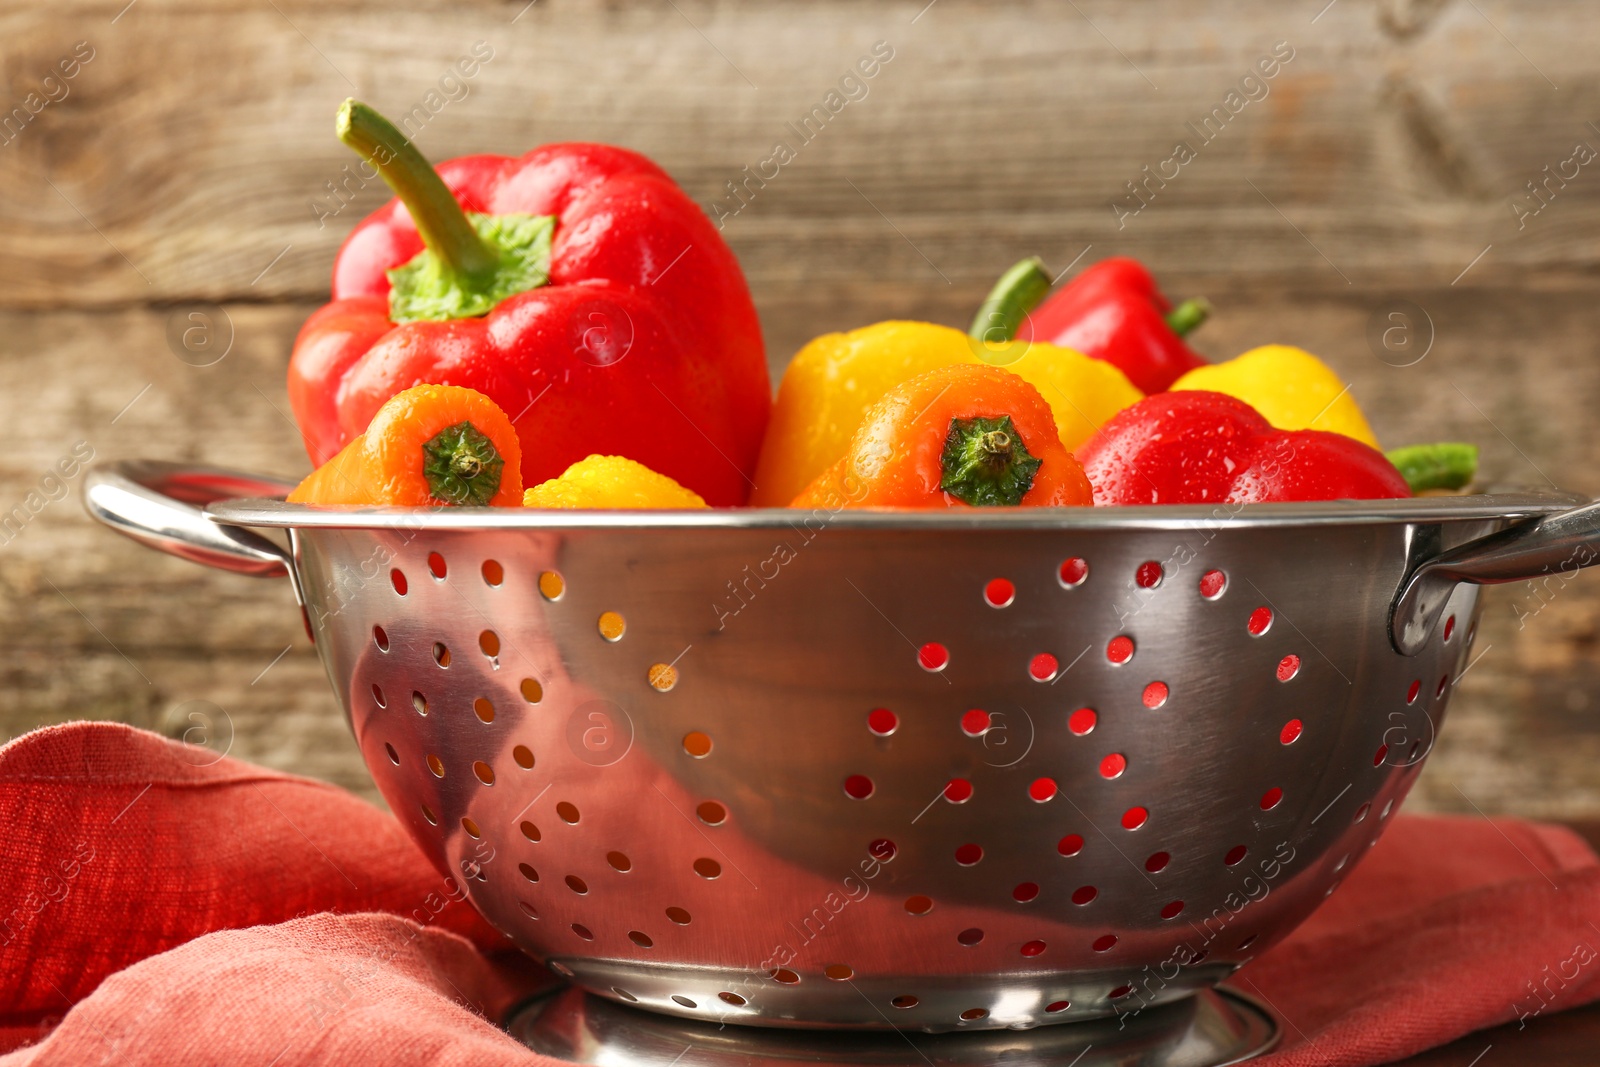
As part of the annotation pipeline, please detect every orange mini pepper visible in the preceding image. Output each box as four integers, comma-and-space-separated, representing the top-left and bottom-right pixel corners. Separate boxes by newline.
288, 384, 523, 506
792, 364, 1093, 509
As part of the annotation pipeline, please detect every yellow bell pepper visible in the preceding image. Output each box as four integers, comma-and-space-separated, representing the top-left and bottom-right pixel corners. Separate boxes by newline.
523, 455, 707, 509
1170, 344, 1379, 448
750, 321, 1142, 507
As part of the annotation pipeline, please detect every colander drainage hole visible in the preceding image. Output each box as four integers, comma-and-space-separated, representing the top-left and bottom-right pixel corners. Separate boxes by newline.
538, 570, 564, 600
607, 851, 632, 872
1199, 569, 1227, 599
697, 800, 728, 825
519, 863, 538, 883
598, 611, 626, 641
384, 743, 399, 765
1108, 984, 1133, 999
719, 991, 747, 1006
984, 578, 1015, 607
1069, 707, 1096, 735
1436, 673, 1450, 697
868, 708, 898, 736
904, 895, 933, 915
671, 995, 696, 1008
521, 677, 544, 704
1013, 882, 1040, 903
666, 906, 691, 924
390, 568, 408, 595
1135, 560, 1163, 588
433, 642, 451, 668
1099, 753, 1127, 779
1058, 833, 1085, 856
683, 730, 713, 757
960, 1008, 989, 1022
629, 931, 653, 948
1353, 802, 1371, 824
1046, 1000, 1071, 1013
518, 900, 539, 919
693, 858, 722, 879
481, 559, 504, 586
769, 968, 800, 985
944, 778, 974, 803
1145, 851, 1169, 873
960, 709, 990, 736
520, 821, 540, 842
1029, 653, 1058, 681
824, 964, 854, 981
1071, 885, 1097, 905
1373, 744, 1389, 766
513, 745, 535, 770
1443, 614, 1456, 641
1106, 635, 1134, 664
479, 630, 500, 659
957, 928, 984, 946
648, 663, 679, 691
371, 684, 386, 708
1408, 679, 1422, 703
1059, 557, 1088, 587
461, 817, 481, 839
892, 995, 919, 1009
1142, 681, 1168, 709
1276, 654, 1300, 682
1280, 719, 1303, 745
1160, 900, 1184, 919
1247, 606, 1272, 636
844, 775, 875, 800
421, 804, 437, 826
612, 987, 637, 1002
1028, 777, 1057, 802
566, 875, 588, 894
473, 761, 495, 785
571, 924, 593, 941
918, 642, 949, 672
412, 691, 428, 716
1090, 935, 1115, 952
1022, 939, 1048, 957
473, 697, 495, 724
551, 961, 575, 977
1237, 933, 1258, 950
1223, 845, 1248, 866
372, 625, 389, 651
955, 843, 983, 866
1260, 787, 1283, 810
1121, 806, 1148, 830
426, 754, 445, 778
427, 552, 447, 579
557, 801, 580, 823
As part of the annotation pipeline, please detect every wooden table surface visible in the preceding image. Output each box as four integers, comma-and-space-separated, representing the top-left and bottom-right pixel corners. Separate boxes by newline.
4, 2, 1600, 1059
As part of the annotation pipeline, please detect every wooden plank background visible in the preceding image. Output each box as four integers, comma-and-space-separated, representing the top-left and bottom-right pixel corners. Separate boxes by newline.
5, 0, 1600, 815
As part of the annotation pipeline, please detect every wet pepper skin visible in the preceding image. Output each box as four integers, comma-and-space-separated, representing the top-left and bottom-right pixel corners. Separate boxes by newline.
288, 146, 770, 507
1018, 257, 1205, 394
793, 364, 1094, 509
1077, 391, 1410, 506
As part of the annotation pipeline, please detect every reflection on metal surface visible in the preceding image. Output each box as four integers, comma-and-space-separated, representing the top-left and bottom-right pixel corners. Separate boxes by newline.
505, 985, 1279, 1066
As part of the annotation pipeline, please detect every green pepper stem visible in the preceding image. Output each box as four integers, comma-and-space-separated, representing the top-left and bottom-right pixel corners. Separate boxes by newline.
1164, 297, 1211, 337
336, 99, 499, 280
1384, 442, 1479, 493
968, 257, 1052, 344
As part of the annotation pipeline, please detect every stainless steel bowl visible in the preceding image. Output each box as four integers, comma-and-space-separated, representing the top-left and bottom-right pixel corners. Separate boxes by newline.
86, 461, 1600, 1033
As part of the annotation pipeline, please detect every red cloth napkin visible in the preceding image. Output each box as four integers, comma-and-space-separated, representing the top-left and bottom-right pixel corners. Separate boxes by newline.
3, 722, 1597, 1066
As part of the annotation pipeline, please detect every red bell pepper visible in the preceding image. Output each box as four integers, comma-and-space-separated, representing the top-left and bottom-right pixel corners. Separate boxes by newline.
1077, 391, 1411, 505
288, 101, 770, 507
1017, 257, 1208, 394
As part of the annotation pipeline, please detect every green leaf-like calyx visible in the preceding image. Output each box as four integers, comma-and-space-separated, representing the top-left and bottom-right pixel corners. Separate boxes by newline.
388, 213, 555, 323
422, 421, 505, 505
939, 415, 1042, 507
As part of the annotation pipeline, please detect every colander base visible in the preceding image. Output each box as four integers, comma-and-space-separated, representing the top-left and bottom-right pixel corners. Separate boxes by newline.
505, 985, 1280, 1067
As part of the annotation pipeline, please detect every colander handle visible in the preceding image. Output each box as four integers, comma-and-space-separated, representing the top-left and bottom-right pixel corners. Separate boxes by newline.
84, 460, 298, 578
1391, 498, 1600, 654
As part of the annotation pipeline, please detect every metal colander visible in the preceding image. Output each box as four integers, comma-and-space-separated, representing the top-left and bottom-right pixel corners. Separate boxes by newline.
86, 461, 1600, 1034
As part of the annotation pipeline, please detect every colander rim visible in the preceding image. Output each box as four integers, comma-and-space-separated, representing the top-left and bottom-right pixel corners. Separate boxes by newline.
206, 487, 1588, 532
